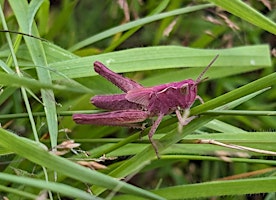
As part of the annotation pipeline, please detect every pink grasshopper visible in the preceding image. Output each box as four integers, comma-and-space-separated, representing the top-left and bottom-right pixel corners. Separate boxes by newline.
73, 55, 219, 157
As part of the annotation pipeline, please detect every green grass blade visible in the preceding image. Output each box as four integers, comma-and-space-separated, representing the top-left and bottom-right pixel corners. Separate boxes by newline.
46, 0, 78, 40
68, 4, 213, 51
205, 110, 276, 116
27, 0, 44, 34
0, 184, 37, 199
205, 119, 247, 133
0, 60, 14, 74
104, 0, 170, 52
191, 74, 275, 115
0, 71, 92, 93
207, 0, 276, 34
110, 175, 276, 199
50, 45, 271, 80
0, 128, 165, 200
0, 173, 99, 200
154, 177, 276, 199
9, 0, 58, 147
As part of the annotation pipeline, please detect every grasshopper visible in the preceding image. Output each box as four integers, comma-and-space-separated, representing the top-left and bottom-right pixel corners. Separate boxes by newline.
73, 55, 219, 158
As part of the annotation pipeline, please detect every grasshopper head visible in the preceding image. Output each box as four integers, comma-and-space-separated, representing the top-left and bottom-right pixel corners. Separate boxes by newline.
177, 79, 198, 109
178, 55, 219, 109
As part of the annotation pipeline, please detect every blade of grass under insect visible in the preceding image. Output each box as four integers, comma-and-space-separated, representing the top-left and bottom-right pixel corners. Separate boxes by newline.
113, 176, 276, 199
105, 133, 276, 157
0, 173, 99, 200
185, 132, 276, 144
0, 128, 165, 200
91, 73, 276, 195
207, 0, 276, 35
154, 177, 276, 199
68, 4, 213, 51
205, 119, 247, 133
213, 87, 271, 111
9, 0, 58, 147
205, 110, 276, 116
180, 132, 276, 155
50, 44, 271, 80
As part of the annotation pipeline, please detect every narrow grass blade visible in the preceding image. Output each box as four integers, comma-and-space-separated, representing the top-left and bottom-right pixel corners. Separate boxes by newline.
0, 185, 37, 199
68, 4, 213, 51
9, 0, 58, 147
50, 45, 271, 80
0, 71, 92, 93
0, 172, 100, 200
207, 0, 276, 34
0, 128, 165, 200
154, 177, 276, 199
27, 0, 44, 34
109, 176, 276, 199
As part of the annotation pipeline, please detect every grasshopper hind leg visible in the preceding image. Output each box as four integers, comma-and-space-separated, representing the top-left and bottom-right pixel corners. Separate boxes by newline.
73, 109, 148, 128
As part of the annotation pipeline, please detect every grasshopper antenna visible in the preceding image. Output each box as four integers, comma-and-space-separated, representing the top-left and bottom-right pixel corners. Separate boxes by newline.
195, 54, 219, 84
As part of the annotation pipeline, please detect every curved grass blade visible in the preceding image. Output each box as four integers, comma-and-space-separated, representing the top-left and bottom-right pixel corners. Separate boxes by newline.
0, 173, 100, 200
68, 4, 213, 51
9, 0, 58, 147
50, 45, 271, 80
0, 128, 165, 200
207, 0, 276, 34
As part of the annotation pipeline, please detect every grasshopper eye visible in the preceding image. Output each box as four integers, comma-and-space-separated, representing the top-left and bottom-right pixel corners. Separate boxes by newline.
180, 85, 188, 95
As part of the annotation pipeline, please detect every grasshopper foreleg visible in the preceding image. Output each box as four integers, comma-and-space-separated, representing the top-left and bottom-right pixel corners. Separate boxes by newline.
175, 109, 196, 133
195, 95, 204, 104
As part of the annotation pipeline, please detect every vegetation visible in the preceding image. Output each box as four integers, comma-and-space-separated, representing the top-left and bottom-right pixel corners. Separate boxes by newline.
0, 0, 275, 199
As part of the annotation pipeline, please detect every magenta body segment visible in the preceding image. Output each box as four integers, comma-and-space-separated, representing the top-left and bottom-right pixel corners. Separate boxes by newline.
92, 94, 143, 111
73, 109, 148, 127
126, 79, 197, 116
94, 61, 143, 92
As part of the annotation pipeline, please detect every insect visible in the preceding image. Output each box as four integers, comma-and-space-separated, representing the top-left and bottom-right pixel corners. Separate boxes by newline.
73, 55, 219, 158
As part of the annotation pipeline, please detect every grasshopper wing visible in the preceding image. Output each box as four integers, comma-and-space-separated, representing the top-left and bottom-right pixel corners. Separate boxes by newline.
125, 88, 154, 106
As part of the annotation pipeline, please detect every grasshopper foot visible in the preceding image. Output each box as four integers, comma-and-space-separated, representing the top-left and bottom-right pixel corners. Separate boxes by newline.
175, 109, 197, 133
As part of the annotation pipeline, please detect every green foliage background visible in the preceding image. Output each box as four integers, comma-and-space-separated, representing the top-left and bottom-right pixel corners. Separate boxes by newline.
0, 0, 275, 199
